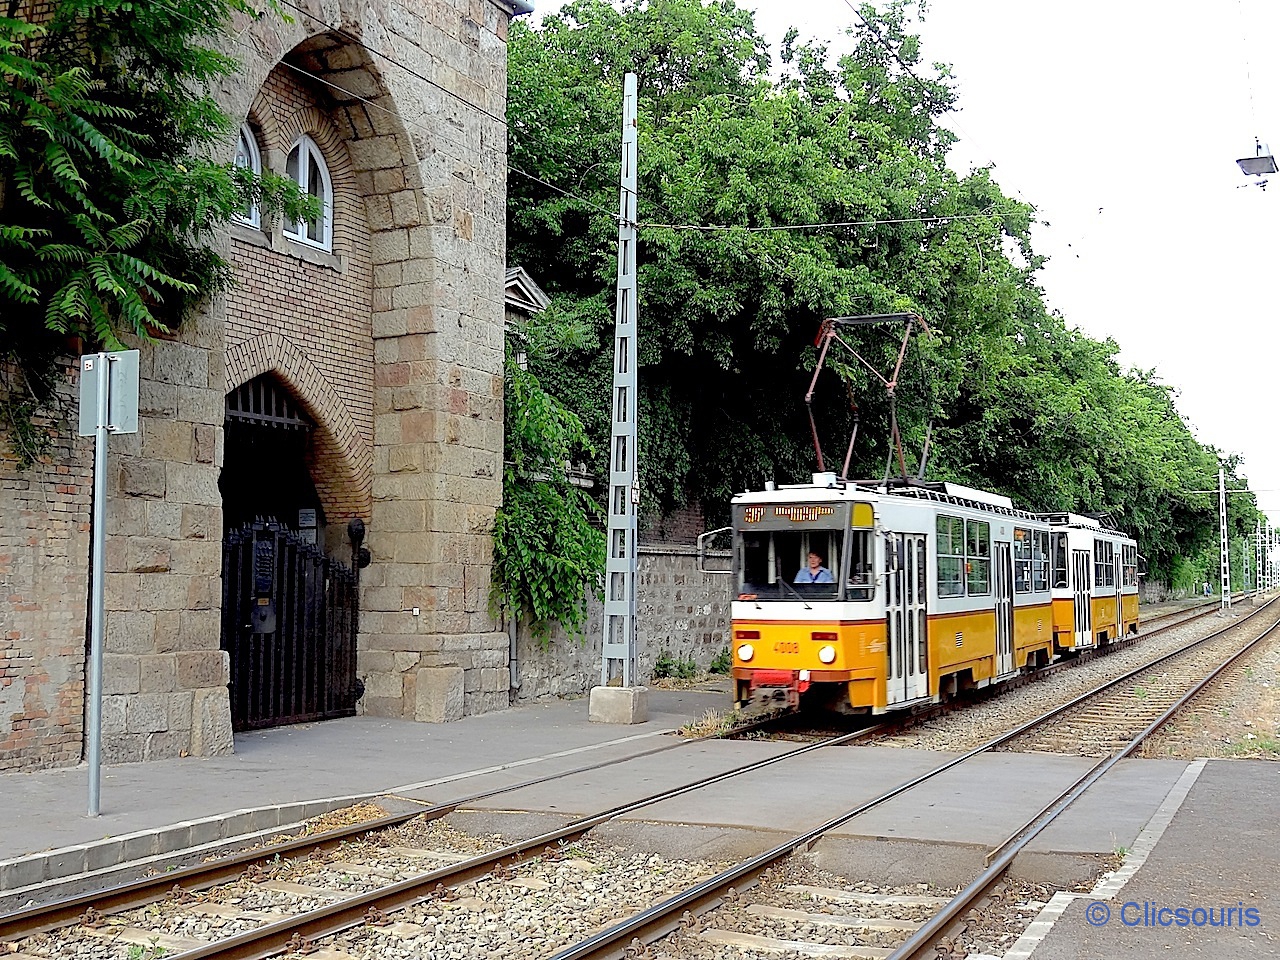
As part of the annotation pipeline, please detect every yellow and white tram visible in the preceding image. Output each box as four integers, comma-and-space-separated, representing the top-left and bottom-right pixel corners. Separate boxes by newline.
727, 473, 1139, 714
1045, 513, 1139, 653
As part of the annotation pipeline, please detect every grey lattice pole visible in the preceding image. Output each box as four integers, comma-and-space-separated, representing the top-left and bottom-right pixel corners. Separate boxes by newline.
1256, 520, 1262, 596
1219, 468, 1231, 610
589, 73, 646, 723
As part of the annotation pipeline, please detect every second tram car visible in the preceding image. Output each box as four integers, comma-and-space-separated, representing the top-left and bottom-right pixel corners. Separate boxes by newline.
726, 474, 1139, 714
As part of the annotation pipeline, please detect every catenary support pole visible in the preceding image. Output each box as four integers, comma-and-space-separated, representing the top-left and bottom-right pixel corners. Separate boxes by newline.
1256, 520, 1263, 596
87, 353, 112, 816
600, 71, 640, 688
1219, 468, 1230, 610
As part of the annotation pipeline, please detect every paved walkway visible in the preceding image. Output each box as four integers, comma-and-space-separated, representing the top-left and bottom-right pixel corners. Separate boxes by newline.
1029, 760, 1280, 959
2, 686, 726, 861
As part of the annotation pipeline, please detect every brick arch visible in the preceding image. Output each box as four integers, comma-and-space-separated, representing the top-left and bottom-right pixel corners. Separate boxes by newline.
224, 333, 372, 521
242, 94, 280, 158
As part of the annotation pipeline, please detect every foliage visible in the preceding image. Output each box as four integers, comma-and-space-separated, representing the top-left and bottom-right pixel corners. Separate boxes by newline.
490, 313, 606, 645
652, 648, 698, 680
508, 0, 1260, 584
709, 644, 731, 674
0, 0, 316, 465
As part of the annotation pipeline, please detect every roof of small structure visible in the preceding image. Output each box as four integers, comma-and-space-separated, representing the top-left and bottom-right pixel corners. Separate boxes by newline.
505, 266, 551, 316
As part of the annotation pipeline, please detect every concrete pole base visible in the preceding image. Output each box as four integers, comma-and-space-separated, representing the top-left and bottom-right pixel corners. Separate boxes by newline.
588, 685, 649, 724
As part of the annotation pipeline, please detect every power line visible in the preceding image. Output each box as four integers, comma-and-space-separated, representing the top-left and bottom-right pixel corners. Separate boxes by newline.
159, 0, 1025, 241
638, 212, 1004, 233
273, 0, 510, 129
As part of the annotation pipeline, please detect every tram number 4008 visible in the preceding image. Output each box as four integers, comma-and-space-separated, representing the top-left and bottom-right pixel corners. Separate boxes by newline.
773, 641, 799, 654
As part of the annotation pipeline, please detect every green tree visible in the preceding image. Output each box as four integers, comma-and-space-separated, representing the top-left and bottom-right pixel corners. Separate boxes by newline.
508, 0, 1254, 588
0, 0, 313, 464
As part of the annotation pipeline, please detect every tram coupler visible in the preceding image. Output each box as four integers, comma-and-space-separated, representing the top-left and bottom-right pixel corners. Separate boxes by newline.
734, 668, 809, 713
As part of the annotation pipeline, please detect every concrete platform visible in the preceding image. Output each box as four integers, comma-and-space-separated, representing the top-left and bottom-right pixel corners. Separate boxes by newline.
0, 685, 728, 898
1023, 760, 1280, 959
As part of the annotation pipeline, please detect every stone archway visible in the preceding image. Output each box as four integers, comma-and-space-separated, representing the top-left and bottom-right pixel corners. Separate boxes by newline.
224, 332, 370, 529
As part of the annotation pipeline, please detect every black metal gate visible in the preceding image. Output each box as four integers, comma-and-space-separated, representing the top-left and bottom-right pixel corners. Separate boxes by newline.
220, 519, 359, 730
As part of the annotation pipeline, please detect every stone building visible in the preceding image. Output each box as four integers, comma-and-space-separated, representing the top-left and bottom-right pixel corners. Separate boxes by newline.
0, 0, 528, 771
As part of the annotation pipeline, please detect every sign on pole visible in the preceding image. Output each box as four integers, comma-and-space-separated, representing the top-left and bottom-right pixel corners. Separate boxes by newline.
79, 351, 139, 817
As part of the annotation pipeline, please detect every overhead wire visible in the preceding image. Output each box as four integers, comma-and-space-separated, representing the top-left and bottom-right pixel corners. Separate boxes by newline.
158, 0, 1016, 239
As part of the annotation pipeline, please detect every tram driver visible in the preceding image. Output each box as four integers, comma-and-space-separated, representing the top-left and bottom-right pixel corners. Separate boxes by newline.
795, 551, 834, 584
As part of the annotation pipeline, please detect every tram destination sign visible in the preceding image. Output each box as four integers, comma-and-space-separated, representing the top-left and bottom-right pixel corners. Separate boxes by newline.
736, 502, 846, 530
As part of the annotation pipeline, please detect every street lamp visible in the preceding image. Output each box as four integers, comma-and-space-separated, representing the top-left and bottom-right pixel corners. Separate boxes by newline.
1237, 139, 1278, 177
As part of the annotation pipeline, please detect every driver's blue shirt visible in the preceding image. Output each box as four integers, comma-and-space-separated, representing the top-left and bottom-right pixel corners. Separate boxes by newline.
795, 566, 833, 584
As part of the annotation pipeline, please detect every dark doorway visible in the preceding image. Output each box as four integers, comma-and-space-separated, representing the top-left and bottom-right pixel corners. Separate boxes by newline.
219, 375, 359, 730
220, 375, 324, 537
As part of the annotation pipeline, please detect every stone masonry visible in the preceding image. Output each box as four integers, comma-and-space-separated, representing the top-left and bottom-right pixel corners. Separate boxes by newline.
0, 0, 520, 770
513, 546, 734, 702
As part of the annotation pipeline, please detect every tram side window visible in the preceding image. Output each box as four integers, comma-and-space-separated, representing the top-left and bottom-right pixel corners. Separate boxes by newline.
1122, 544, 1137, 587
1033, 530, 1050, 592
846, 530, 874, 600
966, 519, 991, 596
1051, 533, 1067, 588
1013, 528, 1032, 593
1094, 541, 1115, 587
740, 533, 771, 595
936, 515, 965, 597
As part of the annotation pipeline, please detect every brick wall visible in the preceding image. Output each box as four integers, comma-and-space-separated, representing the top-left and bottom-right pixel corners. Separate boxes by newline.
225, 62, 376, 540
0, 362, 92, 771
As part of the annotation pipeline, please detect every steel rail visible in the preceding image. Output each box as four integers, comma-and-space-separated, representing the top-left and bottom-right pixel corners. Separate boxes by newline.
0, 710, 777, 939
139, 721, 901, 960
886, 601, 1280, 960
544, 596, 1277, 960
15, 595, 1252, 954
827, 590, 1242, 746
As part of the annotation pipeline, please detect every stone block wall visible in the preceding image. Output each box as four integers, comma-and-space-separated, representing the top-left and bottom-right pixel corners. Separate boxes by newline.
0, 0, 519, 771
0, 364, 92, 771
513, 546, 734, 702
97, 313, 235, 763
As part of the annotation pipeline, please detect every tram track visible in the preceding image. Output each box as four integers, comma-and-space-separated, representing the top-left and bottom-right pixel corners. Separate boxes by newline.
0, 714, 908, 960
5, 597, 1266, 960
531, 596, 1280, 960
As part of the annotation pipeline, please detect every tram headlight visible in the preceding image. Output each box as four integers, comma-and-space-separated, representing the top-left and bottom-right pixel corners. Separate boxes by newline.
737, 643, 755, 662
818, 645, 837, 664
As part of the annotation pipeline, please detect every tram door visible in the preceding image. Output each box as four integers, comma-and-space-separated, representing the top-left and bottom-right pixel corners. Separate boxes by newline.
1072, 549, 1093, 647
994, 542, 1015, 676
886, 534, 929, 705
1114, 545, 1124, 638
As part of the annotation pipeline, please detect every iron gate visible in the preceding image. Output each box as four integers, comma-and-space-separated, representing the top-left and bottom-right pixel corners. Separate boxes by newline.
221, 519, 359, 730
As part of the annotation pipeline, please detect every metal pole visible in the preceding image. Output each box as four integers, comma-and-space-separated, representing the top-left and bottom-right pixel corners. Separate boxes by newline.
1219, 468, 1230, 610
87, 352, 112, 816
1256, 520, 1262, 596
600, 72, 639, 687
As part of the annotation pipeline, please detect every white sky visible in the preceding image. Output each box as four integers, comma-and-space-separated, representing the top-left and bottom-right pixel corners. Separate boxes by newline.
531, 0, 1280, 521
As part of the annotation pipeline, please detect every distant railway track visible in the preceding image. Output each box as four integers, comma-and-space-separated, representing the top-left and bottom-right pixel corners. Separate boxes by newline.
740, 591, 1248, 745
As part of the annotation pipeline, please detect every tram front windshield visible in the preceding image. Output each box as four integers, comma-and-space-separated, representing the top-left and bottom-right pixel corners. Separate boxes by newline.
739, 528, 844, 600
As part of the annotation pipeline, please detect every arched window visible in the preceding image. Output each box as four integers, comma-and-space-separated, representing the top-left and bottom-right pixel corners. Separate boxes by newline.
233, 123, 262, 227
284, 135, 332, 251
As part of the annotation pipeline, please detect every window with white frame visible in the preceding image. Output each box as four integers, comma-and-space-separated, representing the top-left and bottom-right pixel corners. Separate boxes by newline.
234, 123, 262, 227
284, 135, 332, 250
936, 515, 965, 598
